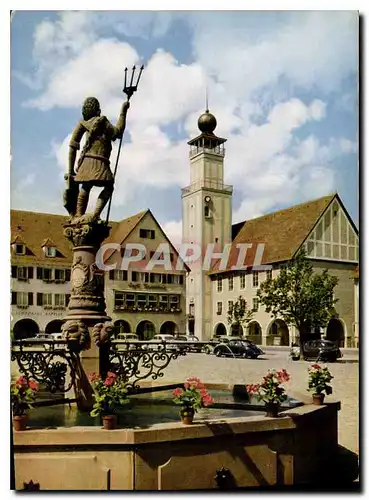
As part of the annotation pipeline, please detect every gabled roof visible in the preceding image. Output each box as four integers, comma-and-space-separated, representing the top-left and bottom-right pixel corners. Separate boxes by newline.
102, 210, 149, 262
10, 210, 119, 266
11, 211, 72, 265
211, 193, 338, 274
104, 209, 190, 272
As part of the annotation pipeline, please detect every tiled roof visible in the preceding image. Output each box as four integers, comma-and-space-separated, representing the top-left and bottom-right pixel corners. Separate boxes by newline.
10, 210, 118, 267
211, 193, 337, 274
102, 210, 149, 262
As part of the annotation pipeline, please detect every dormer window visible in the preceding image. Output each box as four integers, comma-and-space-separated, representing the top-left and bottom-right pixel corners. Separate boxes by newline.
15, 244, 25, 255
45, 246, 57, 258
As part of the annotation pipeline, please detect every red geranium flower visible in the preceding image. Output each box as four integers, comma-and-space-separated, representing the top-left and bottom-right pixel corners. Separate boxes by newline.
28, 380, 39, 392
173, 388, 184, 398
15, 376, 28, 389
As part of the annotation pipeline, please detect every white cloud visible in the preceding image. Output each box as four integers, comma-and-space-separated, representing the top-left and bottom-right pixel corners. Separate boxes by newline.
161, 220, 183, 249
15, 11, 357, 234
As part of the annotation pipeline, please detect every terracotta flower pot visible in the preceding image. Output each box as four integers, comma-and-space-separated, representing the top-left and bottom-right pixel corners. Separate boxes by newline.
265, 402, 280, 418
13, 414, 28, 431
180, 407, 195, 425
102, 415, 117, 430
312, 393, 325, 405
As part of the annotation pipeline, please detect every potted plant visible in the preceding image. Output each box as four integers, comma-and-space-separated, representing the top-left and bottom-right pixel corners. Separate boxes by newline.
11, 376, 39, 431
172, 377, 214, 424
246, 369, 290, 417
307, 364, 333, 404
89, 372, 129, 429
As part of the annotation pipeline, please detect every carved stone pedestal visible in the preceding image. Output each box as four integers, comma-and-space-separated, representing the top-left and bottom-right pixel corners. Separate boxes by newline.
62, 219, 113, 410
63, 220, 111, 324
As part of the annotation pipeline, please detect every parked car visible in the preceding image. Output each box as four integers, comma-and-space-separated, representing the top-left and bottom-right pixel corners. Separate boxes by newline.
33, 333, 52, 340
117, 333, 139, 342
205, 335, 243, 354
213, 340, 264, 359
114, 333, 139, 350
174, 335, 202, 352
302, 340, 342, 362
209, 335, 241, 344
149, 334, 181, 352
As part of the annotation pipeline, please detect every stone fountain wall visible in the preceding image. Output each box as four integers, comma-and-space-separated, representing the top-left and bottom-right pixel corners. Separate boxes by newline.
13, 402, 340, 490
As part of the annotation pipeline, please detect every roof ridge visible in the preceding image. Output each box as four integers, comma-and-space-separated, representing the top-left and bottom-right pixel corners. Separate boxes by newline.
234, 192, 337, 226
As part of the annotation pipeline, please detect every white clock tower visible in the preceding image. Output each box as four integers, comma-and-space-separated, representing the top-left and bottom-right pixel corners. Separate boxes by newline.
181, 109, 233, 340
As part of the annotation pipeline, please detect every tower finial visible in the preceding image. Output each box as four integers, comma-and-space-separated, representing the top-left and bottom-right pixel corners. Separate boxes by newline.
205, 85, 209, 113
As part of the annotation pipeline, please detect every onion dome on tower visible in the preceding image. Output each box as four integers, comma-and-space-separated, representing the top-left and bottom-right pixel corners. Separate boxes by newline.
188, 108, 226, 158
198, 109, 217, 134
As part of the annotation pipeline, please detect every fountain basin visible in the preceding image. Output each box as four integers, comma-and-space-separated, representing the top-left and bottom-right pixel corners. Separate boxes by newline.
12, 383, 340, 490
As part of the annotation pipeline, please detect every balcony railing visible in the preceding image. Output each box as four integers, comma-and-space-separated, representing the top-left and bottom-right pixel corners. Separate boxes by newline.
189, 146, 226, 158
181, 179, 233, 196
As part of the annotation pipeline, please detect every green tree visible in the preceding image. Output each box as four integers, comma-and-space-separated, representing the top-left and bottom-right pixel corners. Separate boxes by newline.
227, 295, 254, 336
257, 249, 339, 353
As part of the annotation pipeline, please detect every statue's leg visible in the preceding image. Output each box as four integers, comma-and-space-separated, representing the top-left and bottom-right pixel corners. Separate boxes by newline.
93, 183, 114, 219
76, 183, 91, 217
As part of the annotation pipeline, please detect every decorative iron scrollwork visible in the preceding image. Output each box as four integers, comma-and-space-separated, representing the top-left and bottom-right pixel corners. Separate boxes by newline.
11, 340, 78, 393
109, 342, 187, 390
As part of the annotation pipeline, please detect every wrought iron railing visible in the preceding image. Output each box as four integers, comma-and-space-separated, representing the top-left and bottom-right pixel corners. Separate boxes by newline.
108, 341, 189, 390
11, 339, 211, 397
11, 339, 78, 394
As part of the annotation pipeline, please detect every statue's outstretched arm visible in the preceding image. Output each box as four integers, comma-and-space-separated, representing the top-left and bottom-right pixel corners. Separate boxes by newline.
68, 122, 85, 175
111, 101, 130, 141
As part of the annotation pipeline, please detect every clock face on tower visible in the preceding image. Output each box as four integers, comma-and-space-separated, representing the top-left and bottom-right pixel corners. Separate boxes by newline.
204, 196, 211, 203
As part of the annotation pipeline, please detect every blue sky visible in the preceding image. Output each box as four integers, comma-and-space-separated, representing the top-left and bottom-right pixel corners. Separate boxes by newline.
10, 11, 358, 243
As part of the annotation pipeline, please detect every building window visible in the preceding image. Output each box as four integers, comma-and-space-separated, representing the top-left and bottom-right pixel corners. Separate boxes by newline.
114, 292, 125, 309
253, 297, 259, 312
115, 270, 128, 281
15, 244, 25, 255
45, 246, 57, 258
148, 295, 158, 308
266, 269, 272, 281
139, 228, 155, 239
253, 271, 259, 287
204, 205, 210, 218
228, 300, 233, 314
217, 277, 223, 292
240, 274, 246, 289
54, 294, 65, 307
228, 276, 234, 291
151, 273, 162, 284
37, 267, 53, 282
126, 293, 135, 308
55, 269, 66, 282
17, 267, 28, 280
217, 302, 222, 315
43, 293, 52, 306
17, 292, 29, 306
169, 295, 179, 310
137, 294, 147, 309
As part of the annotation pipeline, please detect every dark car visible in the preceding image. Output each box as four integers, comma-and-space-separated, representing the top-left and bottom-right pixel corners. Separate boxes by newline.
213, 340, 264, 359
302, 340, 342, 362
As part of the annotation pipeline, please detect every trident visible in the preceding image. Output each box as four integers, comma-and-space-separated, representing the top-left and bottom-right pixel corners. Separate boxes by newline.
105, 64, 144, 225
